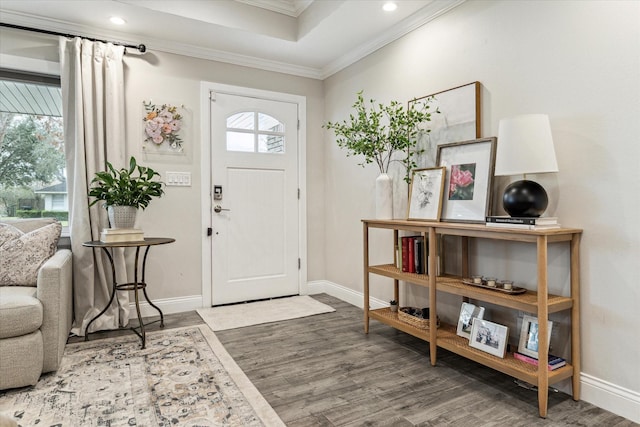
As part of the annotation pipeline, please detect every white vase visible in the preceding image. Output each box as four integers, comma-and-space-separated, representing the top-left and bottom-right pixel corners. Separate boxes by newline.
107, 206, 137, 229
375, 173, 393, 219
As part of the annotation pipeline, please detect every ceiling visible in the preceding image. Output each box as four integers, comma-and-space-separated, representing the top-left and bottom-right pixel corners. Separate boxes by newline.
0, 0, 464, 79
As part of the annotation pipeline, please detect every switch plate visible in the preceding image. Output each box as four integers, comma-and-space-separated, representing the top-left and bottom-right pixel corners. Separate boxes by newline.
166, 172, 191, 186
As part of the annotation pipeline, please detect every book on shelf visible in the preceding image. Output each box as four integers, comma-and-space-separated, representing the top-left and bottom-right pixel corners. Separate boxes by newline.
398, 235, 427, 274
513, 351, 566, 370
100, 228, 144, 243
401, 236, 410, 272
485, 222, 561, 230
407, 237, 415, 273
414, 236, 424, 274
486, 216, 558, 226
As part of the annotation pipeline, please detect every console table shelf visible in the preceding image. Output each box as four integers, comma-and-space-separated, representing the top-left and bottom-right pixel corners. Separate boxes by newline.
369, 264, 574, 314
370, 307, 574, 386
362, 219, 582, 418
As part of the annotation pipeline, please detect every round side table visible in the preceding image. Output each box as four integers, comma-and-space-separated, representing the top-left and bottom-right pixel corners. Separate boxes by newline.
83, 237, 175, 348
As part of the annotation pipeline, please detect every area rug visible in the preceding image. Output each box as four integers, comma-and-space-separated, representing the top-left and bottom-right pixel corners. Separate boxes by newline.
197, 295, 336, 331
0, 325, 284, 427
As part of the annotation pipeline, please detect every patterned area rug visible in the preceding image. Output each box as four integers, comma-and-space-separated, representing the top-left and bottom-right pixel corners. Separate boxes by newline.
0, 325, 284, 426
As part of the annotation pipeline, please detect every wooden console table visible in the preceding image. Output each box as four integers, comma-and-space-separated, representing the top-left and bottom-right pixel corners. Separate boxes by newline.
362, 219, 582, 418
83, 237, 175, 348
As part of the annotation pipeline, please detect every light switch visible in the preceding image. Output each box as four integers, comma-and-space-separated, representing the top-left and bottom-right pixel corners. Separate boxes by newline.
165, 172, 191, 186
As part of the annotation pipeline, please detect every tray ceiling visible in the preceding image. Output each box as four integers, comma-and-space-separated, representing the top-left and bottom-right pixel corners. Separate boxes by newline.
0, 0, 465, 79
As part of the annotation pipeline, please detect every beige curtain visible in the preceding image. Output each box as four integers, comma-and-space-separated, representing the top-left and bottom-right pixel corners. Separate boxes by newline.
59, 38, 130, 336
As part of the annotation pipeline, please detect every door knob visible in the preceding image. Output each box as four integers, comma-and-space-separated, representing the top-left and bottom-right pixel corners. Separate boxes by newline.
214, 205, 230, 213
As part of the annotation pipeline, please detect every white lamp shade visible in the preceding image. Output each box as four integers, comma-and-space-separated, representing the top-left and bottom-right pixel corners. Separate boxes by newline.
495, 114, 559, 176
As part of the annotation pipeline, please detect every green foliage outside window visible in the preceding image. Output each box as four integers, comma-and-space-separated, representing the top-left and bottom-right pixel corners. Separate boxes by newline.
0, 112, 66, 217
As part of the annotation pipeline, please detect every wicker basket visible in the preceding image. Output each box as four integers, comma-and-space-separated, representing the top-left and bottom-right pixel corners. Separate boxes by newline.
398, 307, 440, 329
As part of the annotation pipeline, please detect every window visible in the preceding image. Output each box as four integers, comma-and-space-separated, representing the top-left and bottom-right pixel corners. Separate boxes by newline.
52, 194, 66, 210
226, 111, 285, 153
0, 70, 67, 225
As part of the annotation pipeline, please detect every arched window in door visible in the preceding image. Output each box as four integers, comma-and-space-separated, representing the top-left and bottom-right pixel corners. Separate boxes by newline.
226, 111, 285, 153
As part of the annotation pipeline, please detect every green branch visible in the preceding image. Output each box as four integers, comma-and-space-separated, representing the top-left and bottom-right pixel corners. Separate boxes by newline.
324, 91, 438, 183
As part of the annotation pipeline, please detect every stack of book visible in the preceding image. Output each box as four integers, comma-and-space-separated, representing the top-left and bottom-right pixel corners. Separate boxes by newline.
395, 236, 440, 275
486, 216, 560, 230
513, 352, 566, 370
397, 235, 425, 274
100, 228, 145, 243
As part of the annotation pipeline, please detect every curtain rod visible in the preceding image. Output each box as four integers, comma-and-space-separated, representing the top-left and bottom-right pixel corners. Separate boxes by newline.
0, 22, 147, 53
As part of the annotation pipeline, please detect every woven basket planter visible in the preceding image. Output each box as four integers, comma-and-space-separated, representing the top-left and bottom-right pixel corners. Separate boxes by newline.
398, 307, 440, 329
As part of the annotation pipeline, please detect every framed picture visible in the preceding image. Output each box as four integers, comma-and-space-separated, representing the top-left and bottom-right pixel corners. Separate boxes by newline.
436, 137, 497, 223
407, 167, 446, 221
141, 100, 188, 156
456, 302, 486, 339
409, 82, 481, 170
469, 318, 509, 358
518, 315, 553, 359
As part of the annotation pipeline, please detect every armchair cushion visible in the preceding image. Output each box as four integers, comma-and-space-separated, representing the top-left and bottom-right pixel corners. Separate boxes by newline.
0, 219, 71, 390
0, 288, 43, 338
0, 222, 61, 286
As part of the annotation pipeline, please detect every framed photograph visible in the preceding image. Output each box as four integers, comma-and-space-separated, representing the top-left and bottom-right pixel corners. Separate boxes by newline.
436, 137, 497, 223
409, 82, 481, 170
407, 167, 446, 221
456, 302, 486, 339
469, 319, 509, 358
518, 315, 553, 359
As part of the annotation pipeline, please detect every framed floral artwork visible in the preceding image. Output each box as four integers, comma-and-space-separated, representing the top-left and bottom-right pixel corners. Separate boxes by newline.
436, 137, 496, 223
142, 100, 186, 155
407, 167, 446, 221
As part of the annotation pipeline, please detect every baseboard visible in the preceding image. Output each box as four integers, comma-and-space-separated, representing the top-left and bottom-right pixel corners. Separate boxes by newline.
581, 373, 640, 423
307, 280, 640, 424
128, 295, 203, 318
306, 280, 387, 309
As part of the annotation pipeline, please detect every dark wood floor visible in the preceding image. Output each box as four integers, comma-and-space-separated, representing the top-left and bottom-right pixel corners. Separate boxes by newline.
71, 295, 637, 426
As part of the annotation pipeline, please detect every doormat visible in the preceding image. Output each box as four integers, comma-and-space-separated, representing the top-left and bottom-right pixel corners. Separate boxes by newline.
197, 295, 336, 331
0, 325, 284, 426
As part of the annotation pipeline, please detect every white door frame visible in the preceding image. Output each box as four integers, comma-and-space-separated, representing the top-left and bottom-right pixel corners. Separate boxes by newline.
200, 81, 308, 307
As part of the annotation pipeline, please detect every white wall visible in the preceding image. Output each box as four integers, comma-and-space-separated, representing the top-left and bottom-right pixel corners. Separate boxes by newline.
120, 51, 326, 302
0, 28, 326, 302
2, 0, 639, 420
323, 0, 639, 421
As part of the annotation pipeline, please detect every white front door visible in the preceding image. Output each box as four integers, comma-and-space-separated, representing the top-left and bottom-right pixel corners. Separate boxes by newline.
210, 91, 300, 305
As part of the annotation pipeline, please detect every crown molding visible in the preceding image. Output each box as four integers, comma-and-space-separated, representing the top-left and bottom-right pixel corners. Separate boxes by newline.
320, 0, 466, 80
234, 0, 313, 17
0, 11, 143, 50
0, 10, 323, 79
1, 1, 465, 81
152, 40, 324, 80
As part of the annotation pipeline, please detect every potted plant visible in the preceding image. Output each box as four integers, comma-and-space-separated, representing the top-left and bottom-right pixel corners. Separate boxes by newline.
88, 156, 164, 229
324, 91, 437, 219
390, 300, 399, 313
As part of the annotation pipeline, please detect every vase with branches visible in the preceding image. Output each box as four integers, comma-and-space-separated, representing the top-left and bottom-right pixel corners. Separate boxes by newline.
324, 91, 437, 218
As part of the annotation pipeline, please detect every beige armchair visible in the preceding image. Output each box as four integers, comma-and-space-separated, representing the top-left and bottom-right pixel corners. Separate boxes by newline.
0, 219, 73, 390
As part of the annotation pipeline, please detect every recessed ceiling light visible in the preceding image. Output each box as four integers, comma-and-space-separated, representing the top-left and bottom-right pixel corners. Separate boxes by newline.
110, 16, 126, 25
383, 2, 398, 12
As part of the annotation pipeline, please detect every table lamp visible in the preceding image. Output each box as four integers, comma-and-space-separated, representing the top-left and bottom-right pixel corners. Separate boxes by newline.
495, 114, 558, 217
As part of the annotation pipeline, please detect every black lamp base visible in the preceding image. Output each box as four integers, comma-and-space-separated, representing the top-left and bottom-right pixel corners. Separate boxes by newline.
502, 180, 548, 217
